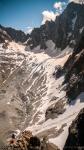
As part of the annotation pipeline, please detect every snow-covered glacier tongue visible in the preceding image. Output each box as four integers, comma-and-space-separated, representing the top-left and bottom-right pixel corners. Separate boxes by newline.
0, 41, 84, 149
0, 41, 68, 145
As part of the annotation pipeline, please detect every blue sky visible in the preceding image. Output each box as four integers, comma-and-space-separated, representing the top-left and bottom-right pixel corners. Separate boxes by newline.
0, 0, 70, 31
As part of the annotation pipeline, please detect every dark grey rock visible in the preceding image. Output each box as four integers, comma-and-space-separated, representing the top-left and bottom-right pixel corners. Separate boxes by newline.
64, 108, 84, 149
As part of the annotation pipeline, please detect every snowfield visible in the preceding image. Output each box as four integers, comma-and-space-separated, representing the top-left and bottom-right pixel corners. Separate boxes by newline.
0, 42, 84, 149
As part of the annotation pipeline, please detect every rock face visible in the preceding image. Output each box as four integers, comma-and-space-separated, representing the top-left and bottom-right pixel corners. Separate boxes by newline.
27, 2, 84, 51
45, 99, 66, 120
0, 27, 12, 43
0, 25, 29, 43
64, 108, 84, 149
63, 31, 84, 101
53, 65, 64, 79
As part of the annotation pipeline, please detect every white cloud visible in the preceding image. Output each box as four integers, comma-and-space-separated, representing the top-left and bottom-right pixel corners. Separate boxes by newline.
54, 2, 66, 11
42, 10, 59, 24
54, 2, 62, 11
41, 1, 67, 25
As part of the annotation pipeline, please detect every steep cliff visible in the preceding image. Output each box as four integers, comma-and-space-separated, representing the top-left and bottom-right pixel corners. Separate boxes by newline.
63, 31, 84, 101
64, 108, 84, 149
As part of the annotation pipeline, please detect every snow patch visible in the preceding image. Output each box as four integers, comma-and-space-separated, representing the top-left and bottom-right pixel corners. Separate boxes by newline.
80, 27, 84, 33
72, 13, 77, 30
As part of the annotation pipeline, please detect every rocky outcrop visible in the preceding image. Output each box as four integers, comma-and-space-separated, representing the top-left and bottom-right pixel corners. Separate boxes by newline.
6, 131, 60, 150
53, 65, 64, 79
0, 27, 12, 43
27, 2, 84, 51
63, 33, 84, 101
64, 108, 84, 149
7, 130, 32, 150
45, 100, 66, 120
27, 21, 56, 49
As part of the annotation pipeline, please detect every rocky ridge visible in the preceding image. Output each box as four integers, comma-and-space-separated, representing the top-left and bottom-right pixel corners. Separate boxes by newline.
0, 2, 84, 55
0, 25, 29, 44
27, 2, 84, 52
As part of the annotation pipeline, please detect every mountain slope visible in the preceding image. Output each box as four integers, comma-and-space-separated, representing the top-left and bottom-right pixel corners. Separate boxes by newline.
1, 2, 84, 55
0, 25, 29, 43
0, 36, 84, 149
0, 27, 11, 43
0, 41, 71, 145
0, 2, 84, 150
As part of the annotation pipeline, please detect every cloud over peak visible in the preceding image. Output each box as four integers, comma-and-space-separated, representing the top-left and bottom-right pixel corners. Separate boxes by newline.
54, 2, 66, 11
41, 1, 67, 25
54, 2, 63, 11
42, 10, 59, 24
